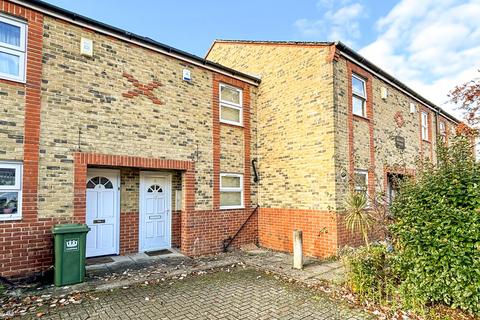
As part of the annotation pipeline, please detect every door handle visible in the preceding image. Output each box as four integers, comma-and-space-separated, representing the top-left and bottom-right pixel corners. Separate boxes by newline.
93, 219, 105, 224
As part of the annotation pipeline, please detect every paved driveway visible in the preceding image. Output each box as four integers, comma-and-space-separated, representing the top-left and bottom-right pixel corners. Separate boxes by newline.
35, 269, 369, 320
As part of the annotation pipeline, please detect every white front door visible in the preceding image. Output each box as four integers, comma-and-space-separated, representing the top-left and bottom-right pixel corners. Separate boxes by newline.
139, 172, 171, 252
86, 169, 120, 258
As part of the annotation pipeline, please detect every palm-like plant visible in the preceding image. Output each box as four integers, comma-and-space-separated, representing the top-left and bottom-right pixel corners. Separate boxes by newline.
344, 191, 373, 247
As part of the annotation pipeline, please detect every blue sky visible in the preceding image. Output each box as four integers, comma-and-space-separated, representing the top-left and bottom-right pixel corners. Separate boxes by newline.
43, 0, 395, 56
44, 0, 480, 120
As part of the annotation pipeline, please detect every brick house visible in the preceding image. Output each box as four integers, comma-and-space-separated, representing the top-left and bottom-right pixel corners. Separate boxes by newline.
206, 40, 459, 257
0, 1, 459, 279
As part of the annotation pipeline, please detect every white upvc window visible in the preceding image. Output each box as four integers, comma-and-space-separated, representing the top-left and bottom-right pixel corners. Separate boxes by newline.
352, 74, 367, 117
0, 162, 23, 221
219, 83, 243, 126
421, 112, 429, 141
354, 169, 368, 196
0, 15, 27, 82
439, 121, 446, 143
220, 173, 243, 209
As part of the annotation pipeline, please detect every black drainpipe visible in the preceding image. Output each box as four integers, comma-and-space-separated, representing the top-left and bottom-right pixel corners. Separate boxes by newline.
252, 159, 259, 183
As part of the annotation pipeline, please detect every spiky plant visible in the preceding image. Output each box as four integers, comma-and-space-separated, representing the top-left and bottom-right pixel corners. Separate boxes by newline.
344, 191, 373, 247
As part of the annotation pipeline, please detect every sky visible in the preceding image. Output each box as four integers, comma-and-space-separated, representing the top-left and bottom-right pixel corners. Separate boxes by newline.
44, 0, 480, 121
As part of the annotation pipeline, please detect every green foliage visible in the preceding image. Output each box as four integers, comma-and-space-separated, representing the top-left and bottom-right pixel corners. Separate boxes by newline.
390, 137, 480, 314
344, 191, 372, 247
343, 244, 398, 303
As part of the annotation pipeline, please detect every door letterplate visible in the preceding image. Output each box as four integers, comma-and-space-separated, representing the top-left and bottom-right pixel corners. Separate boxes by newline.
93, 219, 105, 224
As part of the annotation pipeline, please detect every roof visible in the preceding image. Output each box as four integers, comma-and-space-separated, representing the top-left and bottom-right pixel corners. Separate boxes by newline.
208, 39, 460, 124
11, 0, 261, 85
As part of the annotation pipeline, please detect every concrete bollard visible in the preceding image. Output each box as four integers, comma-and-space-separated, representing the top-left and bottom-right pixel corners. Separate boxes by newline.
293, 229, 303, 269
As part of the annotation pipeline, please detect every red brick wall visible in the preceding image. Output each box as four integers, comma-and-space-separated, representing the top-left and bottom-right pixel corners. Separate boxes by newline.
258, 208, 338, 258
172, 211, 181, 248
119, 212, 139, 255
181, 208, 258, 256
0, 1, 52, 278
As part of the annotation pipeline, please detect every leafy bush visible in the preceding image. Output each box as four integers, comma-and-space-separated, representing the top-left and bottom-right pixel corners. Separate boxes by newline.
390, 137, 480, 314
343, 244, 398, 303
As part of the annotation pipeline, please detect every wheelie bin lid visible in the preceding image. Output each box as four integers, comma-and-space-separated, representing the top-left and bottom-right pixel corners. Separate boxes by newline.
52, 223, 90, 234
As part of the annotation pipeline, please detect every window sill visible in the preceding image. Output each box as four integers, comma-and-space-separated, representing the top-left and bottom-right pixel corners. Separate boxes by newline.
0, 216, 22, 222
219, 206, 245, 210
220, 120, 244, 128
353, 114, 370, 122
0, 76, 26, 86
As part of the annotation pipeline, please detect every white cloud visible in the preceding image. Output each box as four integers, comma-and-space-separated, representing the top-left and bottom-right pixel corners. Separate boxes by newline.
359, 0, 480, 120
294, 1, 367, 46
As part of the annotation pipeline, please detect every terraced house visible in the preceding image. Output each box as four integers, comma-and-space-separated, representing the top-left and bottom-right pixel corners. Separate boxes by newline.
0, 0, 459, 279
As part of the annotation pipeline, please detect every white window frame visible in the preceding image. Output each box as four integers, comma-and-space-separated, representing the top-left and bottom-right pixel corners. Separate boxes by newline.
0, 161, 23, 221
354, 169, 368, 195
219, 83, 243, 126
0, 14, 27, 83
421, 112, 429, 141
219, 173, 244, 209
439, 121, 446, 142
352, 74, 367, 118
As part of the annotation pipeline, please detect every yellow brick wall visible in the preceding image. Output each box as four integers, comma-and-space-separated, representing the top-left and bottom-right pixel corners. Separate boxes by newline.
0, 84, 25, 160
35, 17, 256, 218
220, 126, 244, 173
208, 43, 337, 211
334, 56, 456, 208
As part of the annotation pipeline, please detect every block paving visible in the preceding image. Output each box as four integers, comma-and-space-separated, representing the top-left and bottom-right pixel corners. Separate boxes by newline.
33, 268, 370, 320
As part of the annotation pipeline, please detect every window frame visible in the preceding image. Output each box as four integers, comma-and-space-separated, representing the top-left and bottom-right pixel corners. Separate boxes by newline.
0, 14, 27, 83
421, 112, 429, 141
219, 83, 243, 126
352, 74, 367, 118
354, 169, 368, 196
439, 121, 446, 143
0, 161, 23, 221
219, 173, 244, 209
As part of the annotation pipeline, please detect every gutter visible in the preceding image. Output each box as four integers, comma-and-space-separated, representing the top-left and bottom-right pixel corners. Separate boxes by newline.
335, 42, 460, 124
12, 0, 261, 86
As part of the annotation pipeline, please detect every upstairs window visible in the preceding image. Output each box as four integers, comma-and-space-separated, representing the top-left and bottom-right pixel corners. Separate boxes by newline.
421, 112, 429, 141
220, 84, 243, 126
0, 15, 26, 82
220, 173, 243, 209
352, 74, 367, 117
0, 162, 22, 221
439, 121, 446, 143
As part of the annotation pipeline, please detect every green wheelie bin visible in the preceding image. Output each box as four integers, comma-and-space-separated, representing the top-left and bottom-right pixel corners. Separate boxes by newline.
52, 224, 90, 286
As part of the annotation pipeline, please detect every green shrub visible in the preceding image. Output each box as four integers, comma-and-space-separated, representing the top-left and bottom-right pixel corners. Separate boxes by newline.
343, 244, 399, 303
390, 137, 480, 314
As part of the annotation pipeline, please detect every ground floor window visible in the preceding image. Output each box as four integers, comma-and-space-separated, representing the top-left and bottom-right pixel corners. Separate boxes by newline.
354, 169, 368, 198
220, 173, 243, 209
387, 173, 404, 205
0, 161, 22, 220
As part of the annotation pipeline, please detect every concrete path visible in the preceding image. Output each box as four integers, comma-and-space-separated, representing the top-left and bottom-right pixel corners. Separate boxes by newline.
239, 247, 346, 285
